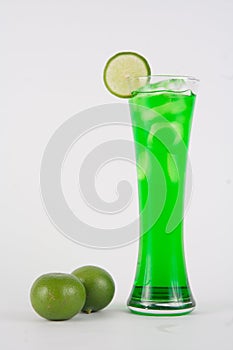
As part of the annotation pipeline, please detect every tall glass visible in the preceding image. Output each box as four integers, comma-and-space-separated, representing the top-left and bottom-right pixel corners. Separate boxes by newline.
127, 75, 199, 315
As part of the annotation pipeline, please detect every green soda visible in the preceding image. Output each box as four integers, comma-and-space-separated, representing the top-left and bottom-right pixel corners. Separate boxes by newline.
127, 78, 197, 315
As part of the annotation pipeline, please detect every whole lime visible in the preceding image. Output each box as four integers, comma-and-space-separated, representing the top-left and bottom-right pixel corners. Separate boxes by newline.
71, 266, 115, 314
30, 273, 86, 321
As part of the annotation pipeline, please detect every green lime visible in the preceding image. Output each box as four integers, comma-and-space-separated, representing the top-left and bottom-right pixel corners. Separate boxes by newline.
30, 273, 86, 321
103, 51, 151, 98
72, 266, 115, 314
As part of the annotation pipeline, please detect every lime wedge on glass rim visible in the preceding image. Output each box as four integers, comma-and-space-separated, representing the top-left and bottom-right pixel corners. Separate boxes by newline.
103, 52, 151, 98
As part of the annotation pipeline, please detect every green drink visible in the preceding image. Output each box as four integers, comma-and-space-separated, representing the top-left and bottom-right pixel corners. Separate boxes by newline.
127, 76, 198, 315
102, 53, 199, 315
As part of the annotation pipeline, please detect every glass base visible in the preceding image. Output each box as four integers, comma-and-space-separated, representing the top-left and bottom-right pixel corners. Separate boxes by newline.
128, 305, 195, 316
127, 286, 196, 316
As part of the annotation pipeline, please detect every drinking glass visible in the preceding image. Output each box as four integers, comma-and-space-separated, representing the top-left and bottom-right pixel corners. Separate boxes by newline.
127, 75, 199, 315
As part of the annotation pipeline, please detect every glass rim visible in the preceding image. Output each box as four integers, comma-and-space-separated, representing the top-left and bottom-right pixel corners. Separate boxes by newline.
128, 74, 200, 83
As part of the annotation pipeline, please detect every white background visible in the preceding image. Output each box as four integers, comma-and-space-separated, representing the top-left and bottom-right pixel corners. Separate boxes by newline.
1, 0, 233, 349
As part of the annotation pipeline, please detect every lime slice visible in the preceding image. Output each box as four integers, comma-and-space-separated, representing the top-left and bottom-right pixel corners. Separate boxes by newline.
103, 52, 151, 98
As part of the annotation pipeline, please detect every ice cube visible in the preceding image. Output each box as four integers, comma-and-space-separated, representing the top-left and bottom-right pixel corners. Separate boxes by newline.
137, 78, 187, 93
154, 98, 187, 117
147, 122, 169, 146
147, 121, 183, 147
167, 153, 179, 183
136, 151, 150, 180
171, 121, 183, 144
